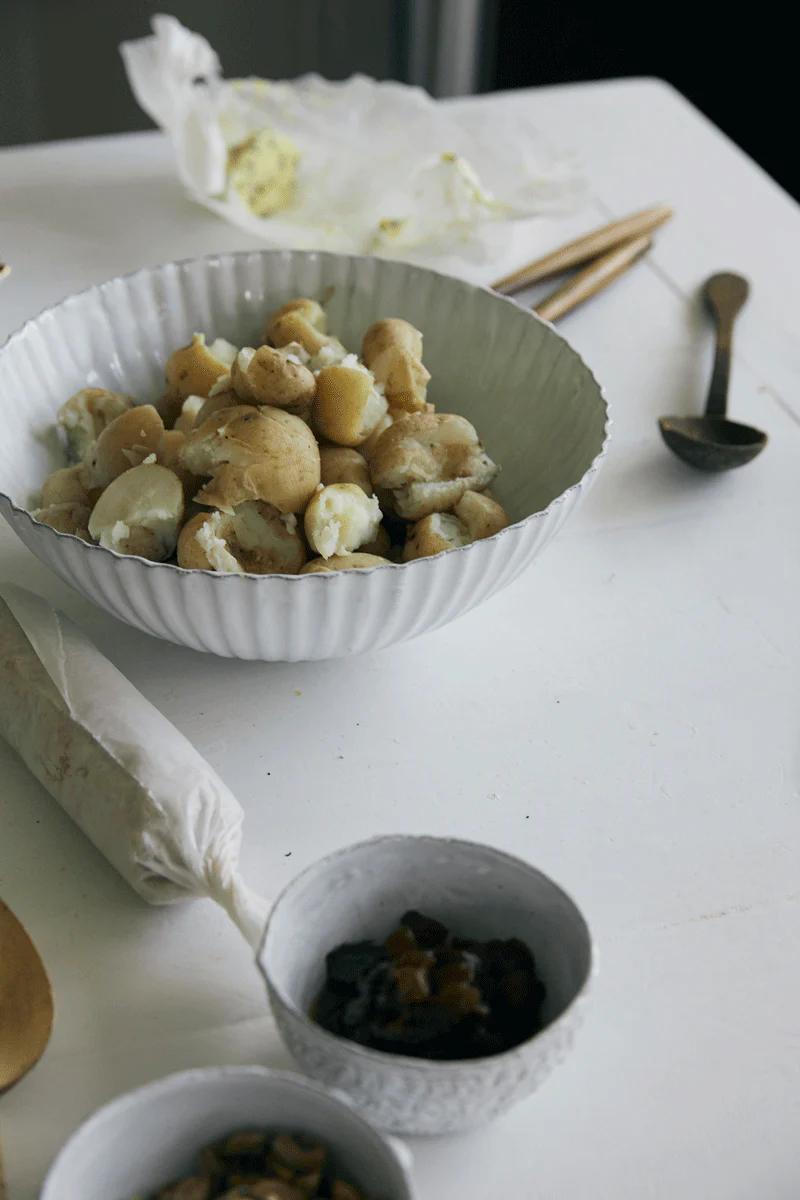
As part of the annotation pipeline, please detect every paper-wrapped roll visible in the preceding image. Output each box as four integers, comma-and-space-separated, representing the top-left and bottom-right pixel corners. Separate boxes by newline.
0, 584, 267, 948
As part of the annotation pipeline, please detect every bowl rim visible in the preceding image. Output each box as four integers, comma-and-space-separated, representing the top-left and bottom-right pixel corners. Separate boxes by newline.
257, 833, 595, 1073
0, 248, 611, 581
39, 1063, 416, 1199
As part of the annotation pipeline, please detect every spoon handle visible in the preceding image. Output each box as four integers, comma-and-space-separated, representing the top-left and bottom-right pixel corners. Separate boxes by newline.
704, 273, 749, 418
705, 313, 735, 418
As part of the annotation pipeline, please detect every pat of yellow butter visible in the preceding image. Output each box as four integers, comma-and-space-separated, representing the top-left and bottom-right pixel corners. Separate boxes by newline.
226, 128, 300, 217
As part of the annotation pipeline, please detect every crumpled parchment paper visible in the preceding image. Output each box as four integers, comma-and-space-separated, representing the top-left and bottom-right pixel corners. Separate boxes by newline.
121, 15, 584, 273
0, 583, 267, 948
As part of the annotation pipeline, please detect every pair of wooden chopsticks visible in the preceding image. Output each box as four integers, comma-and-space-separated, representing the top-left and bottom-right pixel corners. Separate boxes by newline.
491, 204, 673, 322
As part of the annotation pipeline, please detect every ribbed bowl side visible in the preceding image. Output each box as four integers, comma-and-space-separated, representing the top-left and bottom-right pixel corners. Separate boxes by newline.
0, 251, 609, 660
269, 987, 584, 1135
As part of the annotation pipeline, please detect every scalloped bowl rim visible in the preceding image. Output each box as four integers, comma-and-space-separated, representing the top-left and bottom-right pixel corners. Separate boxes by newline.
257, 833, 596, 1074
0, 249, 611, 580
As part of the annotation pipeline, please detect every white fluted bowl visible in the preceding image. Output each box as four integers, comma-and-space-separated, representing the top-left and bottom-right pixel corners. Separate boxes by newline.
0, 251, 609, 660
40, 1066, 415, 1200
258, 836, 594, 1135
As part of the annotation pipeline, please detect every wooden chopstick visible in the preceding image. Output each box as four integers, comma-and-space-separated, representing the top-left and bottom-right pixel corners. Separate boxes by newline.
534, 233, 652, 323
491, 204, 672, 295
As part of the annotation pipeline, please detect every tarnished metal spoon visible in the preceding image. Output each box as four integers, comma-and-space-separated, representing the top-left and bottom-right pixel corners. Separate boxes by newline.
659, 272, 766, 470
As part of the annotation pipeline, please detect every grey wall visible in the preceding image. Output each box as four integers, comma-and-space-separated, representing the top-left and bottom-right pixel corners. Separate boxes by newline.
0, 0, 409, 146
0, 0, 495, 147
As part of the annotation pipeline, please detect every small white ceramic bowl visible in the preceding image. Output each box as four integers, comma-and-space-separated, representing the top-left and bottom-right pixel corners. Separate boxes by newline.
0, 251, 608, 661
258, 835, 593, 1135
40, 1065, 415, 1200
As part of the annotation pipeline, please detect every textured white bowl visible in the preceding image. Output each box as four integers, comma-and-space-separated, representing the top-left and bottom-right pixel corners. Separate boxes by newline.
40, 1065, 416, 1200
258, 836, 594, 1135
0, 251, 609, 660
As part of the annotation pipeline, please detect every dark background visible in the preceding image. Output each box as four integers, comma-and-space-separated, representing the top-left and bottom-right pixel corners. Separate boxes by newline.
491, 5, 797, 200
1, 0, 795, 199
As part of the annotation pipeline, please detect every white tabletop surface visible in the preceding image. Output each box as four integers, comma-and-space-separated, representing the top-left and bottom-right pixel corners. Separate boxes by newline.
1, 78, 799, 1200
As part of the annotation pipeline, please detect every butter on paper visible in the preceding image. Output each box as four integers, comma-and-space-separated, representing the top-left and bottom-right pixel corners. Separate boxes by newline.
0, 583, 267, 949
121, 16, 584, 270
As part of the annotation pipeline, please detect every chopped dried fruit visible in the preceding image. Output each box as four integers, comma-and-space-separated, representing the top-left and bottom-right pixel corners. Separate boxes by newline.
325, 941, 388, 987
384, 925, 416, 959
392, 964, 431, 1004
144, 1130, 367, 1200
157, 1178, 213, 1200
314, 911, 546, 1060
400, 910, 448, 949
332, 1184, 364, 1200
434, 981, 486, 1015
432, 958, 475, 989
222, 1131, 269, 1159
271, 1135, 326, 1173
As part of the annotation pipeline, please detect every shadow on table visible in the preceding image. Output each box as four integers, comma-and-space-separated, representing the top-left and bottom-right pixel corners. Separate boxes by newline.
582, 442, 738, 536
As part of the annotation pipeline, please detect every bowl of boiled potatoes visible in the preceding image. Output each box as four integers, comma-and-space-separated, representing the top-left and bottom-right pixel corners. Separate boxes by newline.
0, 250, 609, 660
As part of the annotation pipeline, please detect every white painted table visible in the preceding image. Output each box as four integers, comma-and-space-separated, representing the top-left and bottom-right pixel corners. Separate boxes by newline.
1, 79, 799, 1199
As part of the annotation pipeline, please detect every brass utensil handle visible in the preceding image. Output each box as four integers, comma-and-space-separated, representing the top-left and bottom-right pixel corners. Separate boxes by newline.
534, 234, 652, 323
492, 205, 671, 295
703, 272, 749, 418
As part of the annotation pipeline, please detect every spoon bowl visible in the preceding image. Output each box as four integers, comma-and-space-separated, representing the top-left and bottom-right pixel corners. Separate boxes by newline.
0, 898, 54, 1093
658, 415, 767, 471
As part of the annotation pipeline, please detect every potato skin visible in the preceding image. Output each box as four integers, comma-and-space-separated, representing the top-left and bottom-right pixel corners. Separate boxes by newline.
86, 405, 165, 489
57, 388, 132, 461
312, 365, 387, 447
370, 413, 497, 519
88, 464, 184, 561
178, 504, 306, 574
165, 334, 233, 399
33, 502, 93, 542
41, 464, 93, 508
177, 512, 218, 570
265, 298, 329, 355
319, 445, 372, 494
455, 490, 509, 540
182, 405, 321, 514
362, 318, 423, 363
231, 345, 316, 411
403, 512, 471, 561
300, 552, 391, 574
362, 318, 430, 414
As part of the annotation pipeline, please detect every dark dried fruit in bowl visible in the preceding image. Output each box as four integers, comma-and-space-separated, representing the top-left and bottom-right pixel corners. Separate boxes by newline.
399, 909, 448, 949
222, 1132, 270, 1159
156, 1179, 213, 1200
392, 963, 431, 1003
219, 1182, 303, 1200
331, 1184, 363, 1200
431, 956, 475, 989
271, 1135, 327, 1173
313, 911, 546, 1060
145, 1129, 367, 1200
325, 940, 388, 987
383, 925, 417, 959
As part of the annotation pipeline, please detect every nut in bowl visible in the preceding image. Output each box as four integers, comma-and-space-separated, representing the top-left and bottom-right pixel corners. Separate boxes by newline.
0, 251, 609, 660
40, 1066, 415, 1200
258, 836, 593, 1135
